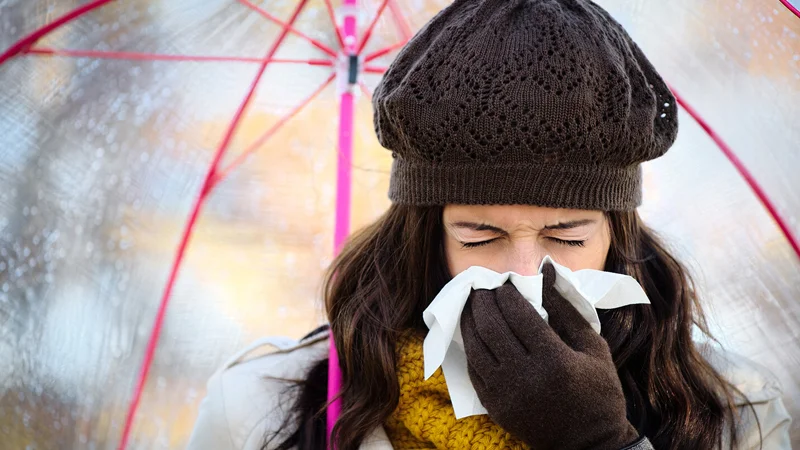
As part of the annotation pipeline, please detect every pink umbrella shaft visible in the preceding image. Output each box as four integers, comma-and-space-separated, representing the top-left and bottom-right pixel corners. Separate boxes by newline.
328, 0, 358, 447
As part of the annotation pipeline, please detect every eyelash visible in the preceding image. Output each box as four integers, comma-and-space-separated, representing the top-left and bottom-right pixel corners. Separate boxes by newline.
550, 238, 586, 248
460, 238, 586, 248
460, 239, 497, 249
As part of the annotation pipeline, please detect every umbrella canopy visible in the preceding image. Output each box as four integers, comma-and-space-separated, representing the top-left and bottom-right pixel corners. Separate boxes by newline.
0, 0, 798, 448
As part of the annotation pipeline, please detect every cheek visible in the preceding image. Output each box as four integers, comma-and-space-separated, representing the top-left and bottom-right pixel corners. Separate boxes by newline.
444, 237, 473, 276
555, 231, 610, 271
444, 235, 505, 277
553, 244, 607, 271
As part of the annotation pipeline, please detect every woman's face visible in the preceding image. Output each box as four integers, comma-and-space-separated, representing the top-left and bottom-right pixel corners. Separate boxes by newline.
443, 204, 611, 276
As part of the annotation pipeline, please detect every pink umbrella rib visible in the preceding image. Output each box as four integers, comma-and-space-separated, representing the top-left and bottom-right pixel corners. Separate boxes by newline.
25, 47, 333, 66
0, 0, 115, 66
357, 0, 392, 55
778, 0, 800, 19
117, 1, 313, 449
364, 65, 387, 74
387, 0, 413, 41
672, 88, 800, 260
323, 0, 346, 51
238, 0, 339, 58
365, 40, 408, 63
358, 81, 372, 100
214, 72, 336, 185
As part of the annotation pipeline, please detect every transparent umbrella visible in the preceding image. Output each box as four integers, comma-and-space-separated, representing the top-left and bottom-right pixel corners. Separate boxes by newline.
0, 0, 798, 449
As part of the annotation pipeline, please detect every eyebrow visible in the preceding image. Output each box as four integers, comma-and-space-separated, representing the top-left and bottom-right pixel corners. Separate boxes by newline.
451, 221, 508, 235
450, 219, 596, 233
542, 219, 596, 230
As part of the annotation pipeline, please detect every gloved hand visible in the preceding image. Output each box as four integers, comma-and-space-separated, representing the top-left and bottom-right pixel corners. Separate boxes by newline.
460, 261, 640, 450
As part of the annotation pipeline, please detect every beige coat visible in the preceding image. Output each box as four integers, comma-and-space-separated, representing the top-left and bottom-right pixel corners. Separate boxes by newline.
186, 330, 792, 450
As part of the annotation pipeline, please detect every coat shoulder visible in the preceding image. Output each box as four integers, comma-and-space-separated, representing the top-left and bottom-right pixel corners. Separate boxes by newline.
698, 342, 793, 449
697, 341, 783, 404
186, 328, 330, 450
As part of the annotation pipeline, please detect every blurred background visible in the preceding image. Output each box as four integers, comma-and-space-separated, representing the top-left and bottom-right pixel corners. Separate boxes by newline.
0, 0, 798, 448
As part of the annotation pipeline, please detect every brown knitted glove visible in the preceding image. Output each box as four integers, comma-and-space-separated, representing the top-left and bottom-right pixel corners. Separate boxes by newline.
460, 261, 640, 450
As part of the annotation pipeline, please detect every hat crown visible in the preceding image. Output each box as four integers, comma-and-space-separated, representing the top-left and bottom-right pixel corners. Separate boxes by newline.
373, 0, 678, 210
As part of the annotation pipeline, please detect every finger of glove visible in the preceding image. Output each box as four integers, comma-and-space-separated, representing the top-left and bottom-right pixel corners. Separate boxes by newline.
461, 297, 499, 376
468, 287, 527, 363
465, 355, 491, 401
493, 282, 569, 356
541, 262, 610, 359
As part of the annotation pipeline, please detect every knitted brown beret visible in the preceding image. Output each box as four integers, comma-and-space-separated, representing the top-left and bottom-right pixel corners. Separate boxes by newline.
372, 0, 678, 211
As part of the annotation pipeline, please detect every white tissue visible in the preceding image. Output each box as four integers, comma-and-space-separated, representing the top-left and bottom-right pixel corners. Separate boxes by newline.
422, 255, 650, 419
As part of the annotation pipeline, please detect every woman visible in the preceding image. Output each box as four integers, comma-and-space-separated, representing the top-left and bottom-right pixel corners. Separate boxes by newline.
187, 0, 792, 449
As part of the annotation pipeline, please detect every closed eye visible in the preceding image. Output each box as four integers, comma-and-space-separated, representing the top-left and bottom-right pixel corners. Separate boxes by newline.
460, 238, 499, 249
462, 237, 585, 248
547, 237, 586, 247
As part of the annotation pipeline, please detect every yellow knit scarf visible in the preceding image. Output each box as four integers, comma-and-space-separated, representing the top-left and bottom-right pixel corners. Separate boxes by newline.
384, 331, 529, 450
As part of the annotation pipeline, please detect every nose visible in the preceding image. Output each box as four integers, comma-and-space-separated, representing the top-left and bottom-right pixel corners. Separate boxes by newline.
505, 244, 544, 276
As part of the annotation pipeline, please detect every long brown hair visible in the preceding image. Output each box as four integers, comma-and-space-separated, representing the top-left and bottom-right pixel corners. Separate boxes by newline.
267, 203, 747, 450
